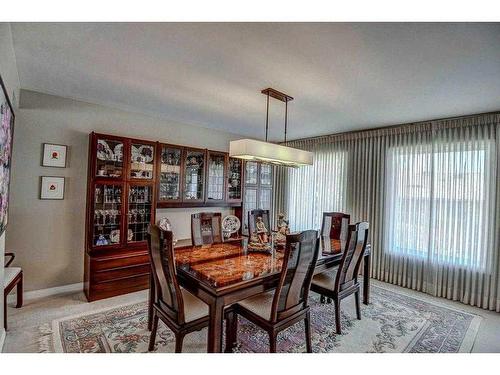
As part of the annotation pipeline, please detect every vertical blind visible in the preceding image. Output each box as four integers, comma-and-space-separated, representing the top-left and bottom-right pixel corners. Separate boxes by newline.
274, 113, 500, 312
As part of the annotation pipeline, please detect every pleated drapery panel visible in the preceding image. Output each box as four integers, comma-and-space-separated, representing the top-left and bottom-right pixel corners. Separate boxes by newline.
275, 113, 500, 312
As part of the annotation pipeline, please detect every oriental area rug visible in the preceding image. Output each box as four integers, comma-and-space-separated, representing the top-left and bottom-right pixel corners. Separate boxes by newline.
40, 285, 481, 353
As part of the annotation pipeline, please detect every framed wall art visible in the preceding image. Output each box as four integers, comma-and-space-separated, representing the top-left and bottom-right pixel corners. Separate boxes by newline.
0, 73, 15, 236
40, 176, 65, 200
42, 143, 67, 168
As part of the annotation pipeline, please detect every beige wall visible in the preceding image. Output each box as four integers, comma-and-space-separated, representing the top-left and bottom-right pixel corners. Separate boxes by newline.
1, 22, 20, 349
6, 89, 244, 292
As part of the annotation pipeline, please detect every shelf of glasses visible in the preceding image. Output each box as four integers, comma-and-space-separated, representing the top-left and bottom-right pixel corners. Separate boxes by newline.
127, 185, 153, 243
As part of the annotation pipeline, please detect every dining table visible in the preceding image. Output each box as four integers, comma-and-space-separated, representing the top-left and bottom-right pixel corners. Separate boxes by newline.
148, 236, 371, 353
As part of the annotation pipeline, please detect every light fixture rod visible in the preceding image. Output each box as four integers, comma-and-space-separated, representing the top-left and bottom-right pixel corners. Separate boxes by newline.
265, 92, 270, 142
284, 100, 288, 143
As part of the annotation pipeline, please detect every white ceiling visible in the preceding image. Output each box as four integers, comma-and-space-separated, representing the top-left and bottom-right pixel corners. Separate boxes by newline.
10, 22, 500, 141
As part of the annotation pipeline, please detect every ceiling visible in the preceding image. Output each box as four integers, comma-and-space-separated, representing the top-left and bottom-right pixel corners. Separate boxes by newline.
10, 23, 500, 141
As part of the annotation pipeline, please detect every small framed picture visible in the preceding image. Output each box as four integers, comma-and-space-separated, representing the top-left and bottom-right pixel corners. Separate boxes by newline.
40, 176, 65, 200
42, 143, 67, 168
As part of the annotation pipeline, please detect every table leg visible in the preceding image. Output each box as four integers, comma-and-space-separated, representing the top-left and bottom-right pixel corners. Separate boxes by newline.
208, 299, 224, 353
363, 253, 371, 305
148, 272, 154, 331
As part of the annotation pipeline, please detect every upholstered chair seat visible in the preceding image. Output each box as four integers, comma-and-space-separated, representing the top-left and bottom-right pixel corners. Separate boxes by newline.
311, 270, 338, 290
4, 267, 22, 287
237, 290, 274, 320
180, 289, 209, 322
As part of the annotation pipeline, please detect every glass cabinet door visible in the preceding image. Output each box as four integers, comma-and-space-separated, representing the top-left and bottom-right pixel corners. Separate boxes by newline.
159, 145, 182, 202
127, 185, 153, 243
245, 161, 258, 185
95, 137, 124, 178
227, 158, 243, 201
92, 183, 123, 247
183, 149, 205, 201
130, 142, 155, 180
206, 152, 226, 201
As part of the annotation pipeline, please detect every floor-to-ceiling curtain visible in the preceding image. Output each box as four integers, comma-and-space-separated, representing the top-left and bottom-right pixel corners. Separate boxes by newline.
274, 113, 500, 312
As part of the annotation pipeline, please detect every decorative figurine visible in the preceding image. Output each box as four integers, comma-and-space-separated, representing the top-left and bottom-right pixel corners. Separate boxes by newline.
158, 217, 178, 246
275, 213, 290, 245
248, 216, 271, 252
255, 216, 269, 244
96, 234, 108, 246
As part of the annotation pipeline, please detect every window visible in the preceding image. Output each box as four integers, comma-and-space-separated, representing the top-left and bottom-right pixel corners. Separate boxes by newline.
287, 149, 348, 232
243, 162, 273, 234
385, 141, 494, 270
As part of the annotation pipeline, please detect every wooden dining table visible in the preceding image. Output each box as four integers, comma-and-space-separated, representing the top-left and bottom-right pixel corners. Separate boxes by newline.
148, 237, 371, 353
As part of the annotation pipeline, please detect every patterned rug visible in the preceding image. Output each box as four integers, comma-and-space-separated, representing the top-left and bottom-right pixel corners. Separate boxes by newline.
41, 285, 481, 353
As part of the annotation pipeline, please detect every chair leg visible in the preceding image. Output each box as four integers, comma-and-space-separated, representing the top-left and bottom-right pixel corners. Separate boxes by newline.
225, 310, 238, 353
334, 298, 342, 334
354, 291, 361, 320
16, 274, 23, 308
304, 311, 312, 353
148, 313, 159, 352
3, 294, 7, 330
175, 333, 185, 353
269, 331, 278, 353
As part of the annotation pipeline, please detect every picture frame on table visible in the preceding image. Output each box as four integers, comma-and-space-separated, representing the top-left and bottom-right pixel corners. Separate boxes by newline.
0, 73, 15, 236
40, 176, 65, 200
42, 143, 67, 168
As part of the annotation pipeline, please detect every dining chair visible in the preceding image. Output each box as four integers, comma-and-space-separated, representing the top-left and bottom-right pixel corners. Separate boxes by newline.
311, 222, 369, 334
4, 252, 23, 330
191, 212, 223, 246
147, 225, 210, 352
225, 230, 320, 353
247, 209, 272, 243
320, 212, 350, 240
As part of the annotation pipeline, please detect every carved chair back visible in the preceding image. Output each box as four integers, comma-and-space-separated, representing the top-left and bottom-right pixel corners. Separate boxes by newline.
248, 209, 271, 242
271, 230, 320, 322
147, 225, 187, 323
321, 212, 350, 240
334, 222, 369, 293
191, 212, 223, 246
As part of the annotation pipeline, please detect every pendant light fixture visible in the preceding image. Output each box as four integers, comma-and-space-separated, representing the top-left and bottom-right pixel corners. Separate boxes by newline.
229, 88, 313, 167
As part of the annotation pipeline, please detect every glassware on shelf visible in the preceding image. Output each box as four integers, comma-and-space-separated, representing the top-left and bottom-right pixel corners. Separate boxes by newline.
159, 146, 182, 201
184, 150, 205, 201
207, 153, 225, 200
228, 158, 242, 200
130, 143, 154, 179
93, 183, 122, 246
95, 138, 124, 178
127, 185, 153, 243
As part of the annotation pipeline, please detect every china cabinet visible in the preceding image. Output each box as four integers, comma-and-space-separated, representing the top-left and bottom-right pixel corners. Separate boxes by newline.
85, 132, 156, 301
156, 145, 244, 208
85, 132, 245, 301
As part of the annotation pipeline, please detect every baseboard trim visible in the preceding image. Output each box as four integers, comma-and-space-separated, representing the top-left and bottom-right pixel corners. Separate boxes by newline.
7, 282, 83, 304
0, 328, 5, 352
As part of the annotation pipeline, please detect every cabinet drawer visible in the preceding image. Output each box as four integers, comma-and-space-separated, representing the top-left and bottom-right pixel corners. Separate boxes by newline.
92, 253, 149, 271
92, 264, 150, 283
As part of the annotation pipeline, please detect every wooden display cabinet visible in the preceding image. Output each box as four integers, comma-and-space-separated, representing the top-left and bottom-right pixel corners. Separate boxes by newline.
156, 144, 244, 208
84, 132, 156, 301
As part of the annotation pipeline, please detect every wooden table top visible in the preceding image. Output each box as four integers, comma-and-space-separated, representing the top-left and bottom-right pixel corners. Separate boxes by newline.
175, 237, 344, 289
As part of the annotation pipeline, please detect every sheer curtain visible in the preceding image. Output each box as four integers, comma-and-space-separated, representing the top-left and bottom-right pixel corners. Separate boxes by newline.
285, 140, 348, 232
276, 113, 500, 312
